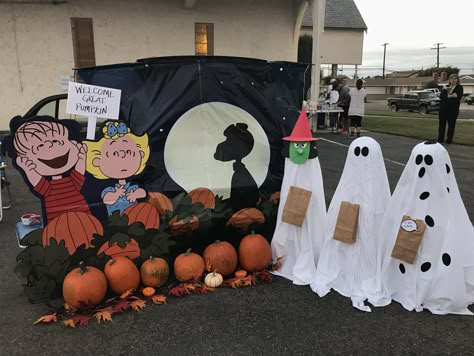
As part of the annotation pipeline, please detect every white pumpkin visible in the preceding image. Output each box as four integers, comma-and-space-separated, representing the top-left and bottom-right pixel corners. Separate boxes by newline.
204, 271, 223, 288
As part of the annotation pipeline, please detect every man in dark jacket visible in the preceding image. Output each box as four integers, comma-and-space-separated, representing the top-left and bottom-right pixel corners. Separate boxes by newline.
337, 78, 351, 134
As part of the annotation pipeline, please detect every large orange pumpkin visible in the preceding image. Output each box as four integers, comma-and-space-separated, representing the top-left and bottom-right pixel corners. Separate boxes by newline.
169, 215, 199, 236
187, 187, 215, 209
147, 192, 173, 216
42, 212, 103, 255
97, 238, 140, 259
174, 248, 205, 282
123, 202, 160, 230
62, 261, 107, 308
203, 240, 238, 276
225, 208, 265, 230
238, 231, 272, 272
140, 256, 170, 288
104, 256, 140, 294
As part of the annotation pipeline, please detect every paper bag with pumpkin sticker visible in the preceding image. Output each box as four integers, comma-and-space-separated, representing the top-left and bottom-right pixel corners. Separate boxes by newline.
281, 186, 312, 227
333, 201, 360, 244
391, 215, 427, 264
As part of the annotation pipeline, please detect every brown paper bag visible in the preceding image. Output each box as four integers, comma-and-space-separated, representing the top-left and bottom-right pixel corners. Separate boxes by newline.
281, 186, 312, 227
391, 215, 427, 264
333, 201, 360, 244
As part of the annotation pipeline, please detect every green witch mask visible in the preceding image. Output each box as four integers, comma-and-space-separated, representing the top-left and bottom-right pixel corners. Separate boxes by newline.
289, 141, 310, 164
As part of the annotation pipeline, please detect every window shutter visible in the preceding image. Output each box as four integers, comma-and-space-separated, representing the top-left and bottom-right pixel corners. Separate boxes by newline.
71, 18, 96, 68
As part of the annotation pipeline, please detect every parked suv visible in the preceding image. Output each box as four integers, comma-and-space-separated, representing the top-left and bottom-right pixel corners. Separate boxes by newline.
387, 90, 440, 114
465, 94, 474, 105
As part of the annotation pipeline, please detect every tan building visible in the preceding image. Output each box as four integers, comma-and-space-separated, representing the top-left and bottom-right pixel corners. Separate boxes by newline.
0, 0, 364, 131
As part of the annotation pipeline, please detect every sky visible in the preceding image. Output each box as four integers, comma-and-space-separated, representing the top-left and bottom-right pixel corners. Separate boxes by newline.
334, 0, 474, 77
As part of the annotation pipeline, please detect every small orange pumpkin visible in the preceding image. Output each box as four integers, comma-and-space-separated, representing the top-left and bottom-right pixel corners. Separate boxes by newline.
234, 270, 248, 278
123, 202, 160, 230
142, 287, 156, 297
174, 248, 205, 282
97, 238, 141, 259
203, 240, 238, 276
42, 212, 103, 255
140, 256, 170, 288
147, 192, 173, 216
62, 261, 107, 308
238, 231, 272, 272
226, 208, 265, 230
104, 256, 140, 295
187, 187, 215, 209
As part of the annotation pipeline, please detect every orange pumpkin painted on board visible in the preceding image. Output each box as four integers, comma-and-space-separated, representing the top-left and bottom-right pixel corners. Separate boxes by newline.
225, 208, 265, 230
123, 202, 160, 230
187, 187, 215, 209
97, 238, 141, 259
147, 192, 173, 216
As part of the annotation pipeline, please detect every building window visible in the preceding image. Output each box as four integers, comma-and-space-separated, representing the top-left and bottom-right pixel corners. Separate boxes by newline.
195, 23, 214, 56
71, 17, 96, 68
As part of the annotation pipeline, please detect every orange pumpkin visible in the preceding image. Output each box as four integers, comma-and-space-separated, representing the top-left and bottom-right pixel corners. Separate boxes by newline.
104, 256, 140, 294
187, 187, 215, 209
42, 212, 103, 255
169, 215, 199, 235
225, 208, 265, 230
140, 256, 170, 288
142, 287, 156, 297
234, 270, 247, 278
238, 231, 272, 272
123, 202, 160, 230
62, 261, 107, 308
97, 238, 140, 259
174, 248, 205, 282
203, 240, 238, 276
147, 192, 173, 216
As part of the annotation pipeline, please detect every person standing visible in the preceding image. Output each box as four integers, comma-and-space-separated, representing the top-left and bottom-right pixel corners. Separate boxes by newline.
438, 73, 463, 145
336, 78, 351, 134
327, 81, 340, 133
348, 79, 367, 138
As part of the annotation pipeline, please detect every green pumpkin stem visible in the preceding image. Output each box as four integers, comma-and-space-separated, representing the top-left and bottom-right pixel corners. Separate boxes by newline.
185, 248, 192, 256
251, 230, 255, 236
215, 240, 221, 244
79, 261, 88, 274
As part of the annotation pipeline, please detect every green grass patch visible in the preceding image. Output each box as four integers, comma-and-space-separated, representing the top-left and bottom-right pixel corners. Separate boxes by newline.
364, 112, 474, 145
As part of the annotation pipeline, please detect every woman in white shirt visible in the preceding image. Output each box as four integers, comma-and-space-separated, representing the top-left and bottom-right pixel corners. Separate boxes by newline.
327, 81, 340, 133
348, 79, 367, 138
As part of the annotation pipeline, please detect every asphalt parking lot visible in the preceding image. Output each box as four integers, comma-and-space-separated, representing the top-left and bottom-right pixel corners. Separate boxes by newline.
0, 130, 473, 355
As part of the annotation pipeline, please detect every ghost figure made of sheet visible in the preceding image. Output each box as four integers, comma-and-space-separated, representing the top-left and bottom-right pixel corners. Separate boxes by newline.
311, 137, 391, 312
271, 110, 326, 285
363, 141, 474, 315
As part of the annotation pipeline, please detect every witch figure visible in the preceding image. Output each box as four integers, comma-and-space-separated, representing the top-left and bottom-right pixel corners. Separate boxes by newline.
362, 141, 474, 315
271, 109, 326, 285
311, 137, 391, 311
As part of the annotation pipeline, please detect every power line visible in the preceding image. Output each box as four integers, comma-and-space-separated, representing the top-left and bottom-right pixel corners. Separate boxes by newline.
431, 43, 446, 70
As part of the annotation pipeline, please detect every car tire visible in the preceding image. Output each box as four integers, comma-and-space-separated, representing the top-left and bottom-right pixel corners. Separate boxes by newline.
390, 104, 398, 112
419, 106, 427, 114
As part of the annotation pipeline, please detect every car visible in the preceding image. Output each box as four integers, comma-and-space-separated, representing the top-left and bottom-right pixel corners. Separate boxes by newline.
387, 90, 440, 114
465, 95, 474, 105
424, 88, 440, 96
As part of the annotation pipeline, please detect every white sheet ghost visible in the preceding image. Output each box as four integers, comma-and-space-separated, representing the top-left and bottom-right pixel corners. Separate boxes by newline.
362, 141, 474, 315
311, 137, 391, 312
271, 109, 326, 285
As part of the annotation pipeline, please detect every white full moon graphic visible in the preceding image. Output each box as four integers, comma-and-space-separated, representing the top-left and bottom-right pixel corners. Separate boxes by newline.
164, 102, 271, 198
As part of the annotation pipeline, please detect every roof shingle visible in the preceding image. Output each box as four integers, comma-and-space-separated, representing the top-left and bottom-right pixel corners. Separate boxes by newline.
302, 0, 367, 30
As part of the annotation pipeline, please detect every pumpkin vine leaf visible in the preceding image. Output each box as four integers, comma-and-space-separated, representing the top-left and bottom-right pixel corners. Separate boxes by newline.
109, 232, 132, 249
128, 222, 146, 238
33, 313, 57, 325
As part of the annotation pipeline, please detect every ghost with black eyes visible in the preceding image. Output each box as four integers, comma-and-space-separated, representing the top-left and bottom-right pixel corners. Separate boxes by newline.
311, 137, 391, 312
363, 141, 474, 315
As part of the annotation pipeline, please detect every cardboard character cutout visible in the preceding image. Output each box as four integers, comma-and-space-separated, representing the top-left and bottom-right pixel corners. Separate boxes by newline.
84, 121, 150, 215
271, 109, 327, 285
3, 115, 91, 223
312, 137, 391, 312
363, 141, 474, 315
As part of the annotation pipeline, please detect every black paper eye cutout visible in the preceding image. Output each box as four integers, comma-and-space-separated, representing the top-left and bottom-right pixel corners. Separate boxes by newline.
442, 253, 451, 266
446, 164, 451, 174
424, 155, 433, 165
354, 146, 361, 156
421, 262, 431, 272
361, 146, 369, 157
399, 263, 406, 274
425, 215, 435, 227
418, 167, 426, 178
415, 154, 423, 165
419, 192, 430, 200
447, 187, 450, 193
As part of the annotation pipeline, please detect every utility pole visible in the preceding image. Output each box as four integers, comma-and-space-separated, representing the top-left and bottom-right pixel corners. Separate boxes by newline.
381, 43, 389, 79
431, 43, 446, 70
